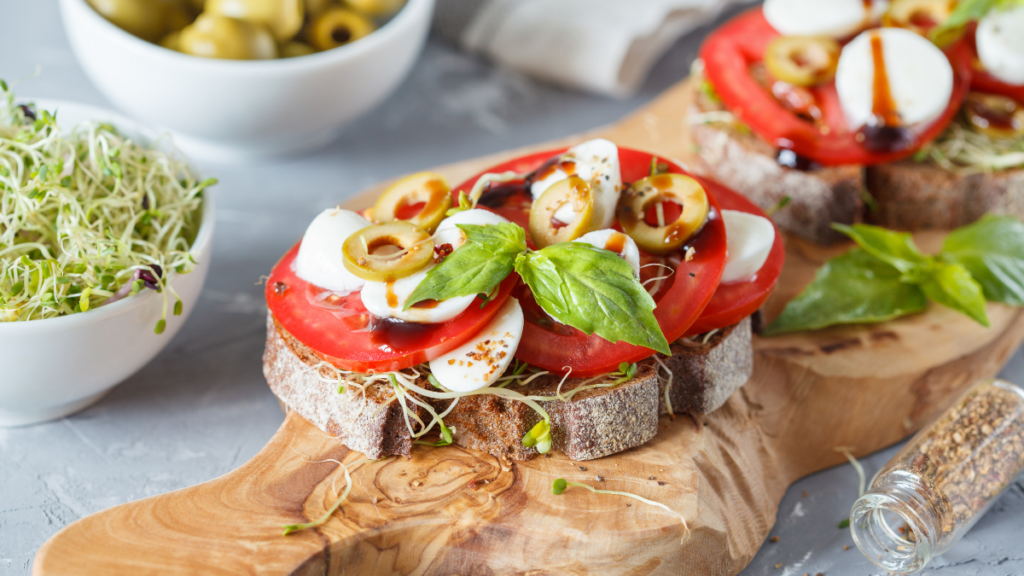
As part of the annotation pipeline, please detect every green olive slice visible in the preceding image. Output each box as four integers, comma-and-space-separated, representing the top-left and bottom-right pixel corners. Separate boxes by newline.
342, 221, 434, 282
372, 172, 452, 233
529, 177, 602, 248
882, 0, 954, 37
309, 7, 376, 51
617, 174, 709, 256
764, 35, 840, 87
963, 92, 1024, 139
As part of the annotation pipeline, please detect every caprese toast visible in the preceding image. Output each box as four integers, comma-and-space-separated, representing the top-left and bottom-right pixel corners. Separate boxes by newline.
690, 0, 981, 244
263, 139, 783, 461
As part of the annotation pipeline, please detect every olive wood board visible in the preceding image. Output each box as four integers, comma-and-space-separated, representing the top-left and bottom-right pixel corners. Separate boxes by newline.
34, 78, 1024, 576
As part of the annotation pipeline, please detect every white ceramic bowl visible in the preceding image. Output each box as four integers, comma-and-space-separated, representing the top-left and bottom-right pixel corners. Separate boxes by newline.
59, 0, 433, 162
0, 100, 215, 427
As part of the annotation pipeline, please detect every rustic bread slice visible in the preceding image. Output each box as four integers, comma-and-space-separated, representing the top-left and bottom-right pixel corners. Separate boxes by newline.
865, 160, 1024, 230
264, 310, 755, 462
686, 78, 864, 246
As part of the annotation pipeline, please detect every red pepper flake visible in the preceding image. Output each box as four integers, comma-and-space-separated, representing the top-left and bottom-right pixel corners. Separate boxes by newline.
434, 243, 454, 263
467, 479, 478, 490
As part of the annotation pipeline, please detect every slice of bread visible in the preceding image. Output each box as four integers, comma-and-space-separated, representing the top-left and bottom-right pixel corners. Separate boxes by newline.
264, 313, 754, 461
687, 79, 864, 246
866, 160, 1024, 230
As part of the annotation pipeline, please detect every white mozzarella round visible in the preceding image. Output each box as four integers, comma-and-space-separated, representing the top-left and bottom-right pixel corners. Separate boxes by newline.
573, 230, 641, 277
530, 138, 622, 229
293, 208, 370, 294
977, 4, 1024, 86
763, 0, 888, 38
835, 28, 953, 131
721, 210, 775, 284
429, 298, 524, 392
361, 209, 510, 323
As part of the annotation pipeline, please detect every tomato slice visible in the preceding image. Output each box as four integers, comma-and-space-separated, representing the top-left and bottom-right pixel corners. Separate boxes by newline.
265, 243, 516, 373
699, 7, 974, 166
452, 148, 728, 377
685, 180, 784, 336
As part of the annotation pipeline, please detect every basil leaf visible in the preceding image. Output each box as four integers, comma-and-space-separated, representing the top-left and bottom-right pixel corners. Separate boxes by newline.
459, 222, 526, 255
930, 0, 997, 45
920, 261, 990, 327
941, 215, 1024, 306
764, 249, 928, 335
832, 223, 929, 275
514, 243, 670, 355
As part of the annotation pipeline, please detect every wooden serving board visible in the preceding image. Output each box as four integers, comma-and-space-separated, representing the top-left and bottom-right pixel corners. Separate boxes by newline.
34, 79, 1024, 576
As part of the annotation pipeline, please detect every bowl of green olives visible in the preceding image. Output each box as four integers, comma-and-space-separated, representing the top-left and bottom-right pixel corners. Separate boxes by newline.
59, 0, 432, 161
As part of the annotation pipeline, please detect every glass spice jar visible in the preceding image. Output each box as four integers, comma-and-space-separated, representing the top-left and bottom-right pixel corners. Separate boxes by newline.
850, 379, 1024, 574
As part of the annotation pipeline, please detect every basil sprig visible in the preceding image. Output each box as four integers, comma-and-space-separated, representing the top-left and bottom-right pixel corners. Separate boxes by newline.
929, 0, 1023, 46
406, 222, 671, 355
766, 217, 1024, 335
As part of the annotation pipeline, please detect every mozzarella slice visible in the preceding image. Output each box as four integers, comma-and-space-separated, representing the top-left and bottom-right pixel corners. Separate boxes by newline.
429, 298, 524, 392
721, 210, 775, 284
361, 209, 510, 323
977, 4, 1024, 86
573, 230, 641, 277
763, 0, 888, 38
293, 208, 370, 294
530, 138, 622, 229
835, 27, 953, 131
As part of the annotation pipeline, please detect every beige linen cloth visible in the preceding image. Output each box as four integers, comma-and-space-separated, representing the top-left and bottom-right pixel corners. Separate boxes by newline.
433, 0, 753, 98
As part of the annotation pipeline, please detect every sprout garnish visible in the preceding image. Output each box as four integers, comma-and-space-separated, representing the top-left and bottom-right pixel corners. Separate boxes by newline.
0, 81, 211, 329
551, 478, 691, 543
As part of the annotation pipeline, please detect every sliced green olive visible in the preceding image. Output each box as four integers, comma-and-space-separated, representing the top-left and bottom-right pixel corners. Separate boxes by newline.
882, 0, 955, 36
205, 0, 304, 43
343, 0, 405, 17
529, 176, 602, 249
963, 92, 1024, 139
178, 14, 278, 60
308, 7, 376, 51
372, 172, 452, 233
764, 35, 840, 87
342, 221, 434, 282
617, 174, 709, 256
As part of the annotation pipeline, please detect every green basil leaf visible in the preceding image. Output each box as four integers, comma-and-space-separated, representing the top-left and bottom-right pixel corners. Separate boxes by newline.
941, 215, 1024, 305
514, 243, 670, 355
929, 0, 998, 45
832, 223, 929, 275
764, 248, 928, 335
459, 222, 526, 255
920, 261, 990, 327
404, 223, 526, 310
404, 243, 515, 310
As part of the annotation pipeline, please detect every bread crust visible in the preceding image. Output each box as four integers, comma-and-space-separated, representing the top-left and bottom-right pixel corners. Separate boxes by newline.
866, 160, 1024, 230
264, 311, 754, 461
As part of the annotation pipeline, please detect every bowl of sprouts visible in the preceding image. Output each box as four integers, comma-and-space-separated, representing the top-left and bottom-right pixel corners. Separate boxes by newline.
58, 0, 433, 161
0, 84, 216, 427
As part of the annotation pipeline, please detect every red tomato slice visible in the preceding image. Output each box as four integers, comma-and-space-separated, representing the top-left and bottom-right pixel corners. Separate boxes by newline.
685, 180, 784, 336
452, 149, 728, 377
265, 243, 516, 373
700, 8, 974, 166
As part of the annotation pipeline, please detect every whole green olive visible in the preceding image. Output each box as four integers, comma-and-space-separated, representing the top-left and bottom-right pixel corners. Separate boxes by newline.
281, 41, 316, 58
308, 7, 376, 51
178, 14, 278, 60
343, 0, 404, 18
305, 0, 336, 18
205, 0, 304, 42
87, 0, 191, 42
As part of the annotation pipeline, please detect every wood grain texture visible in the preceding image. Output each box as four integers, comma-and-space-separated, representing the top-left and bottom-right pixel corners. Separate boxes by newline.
34, 77, 1024, 576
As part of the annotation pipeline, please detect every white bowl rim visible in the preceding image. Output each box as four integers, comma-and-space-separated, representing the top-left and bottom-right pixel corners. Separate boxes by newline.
62, 0, 431, 74
0, 99, 216, 332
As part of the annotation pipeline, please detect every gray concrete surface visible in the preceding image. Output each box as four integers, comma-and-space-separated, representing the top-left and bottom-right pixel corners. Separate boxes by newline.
1, 2, 1022, 575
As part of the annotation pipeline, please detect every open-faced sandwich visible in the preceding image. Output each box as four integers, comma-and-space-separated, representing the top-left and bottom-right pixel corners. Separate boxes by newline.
690, 0, 1023, 245
263, 139, 783, 461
